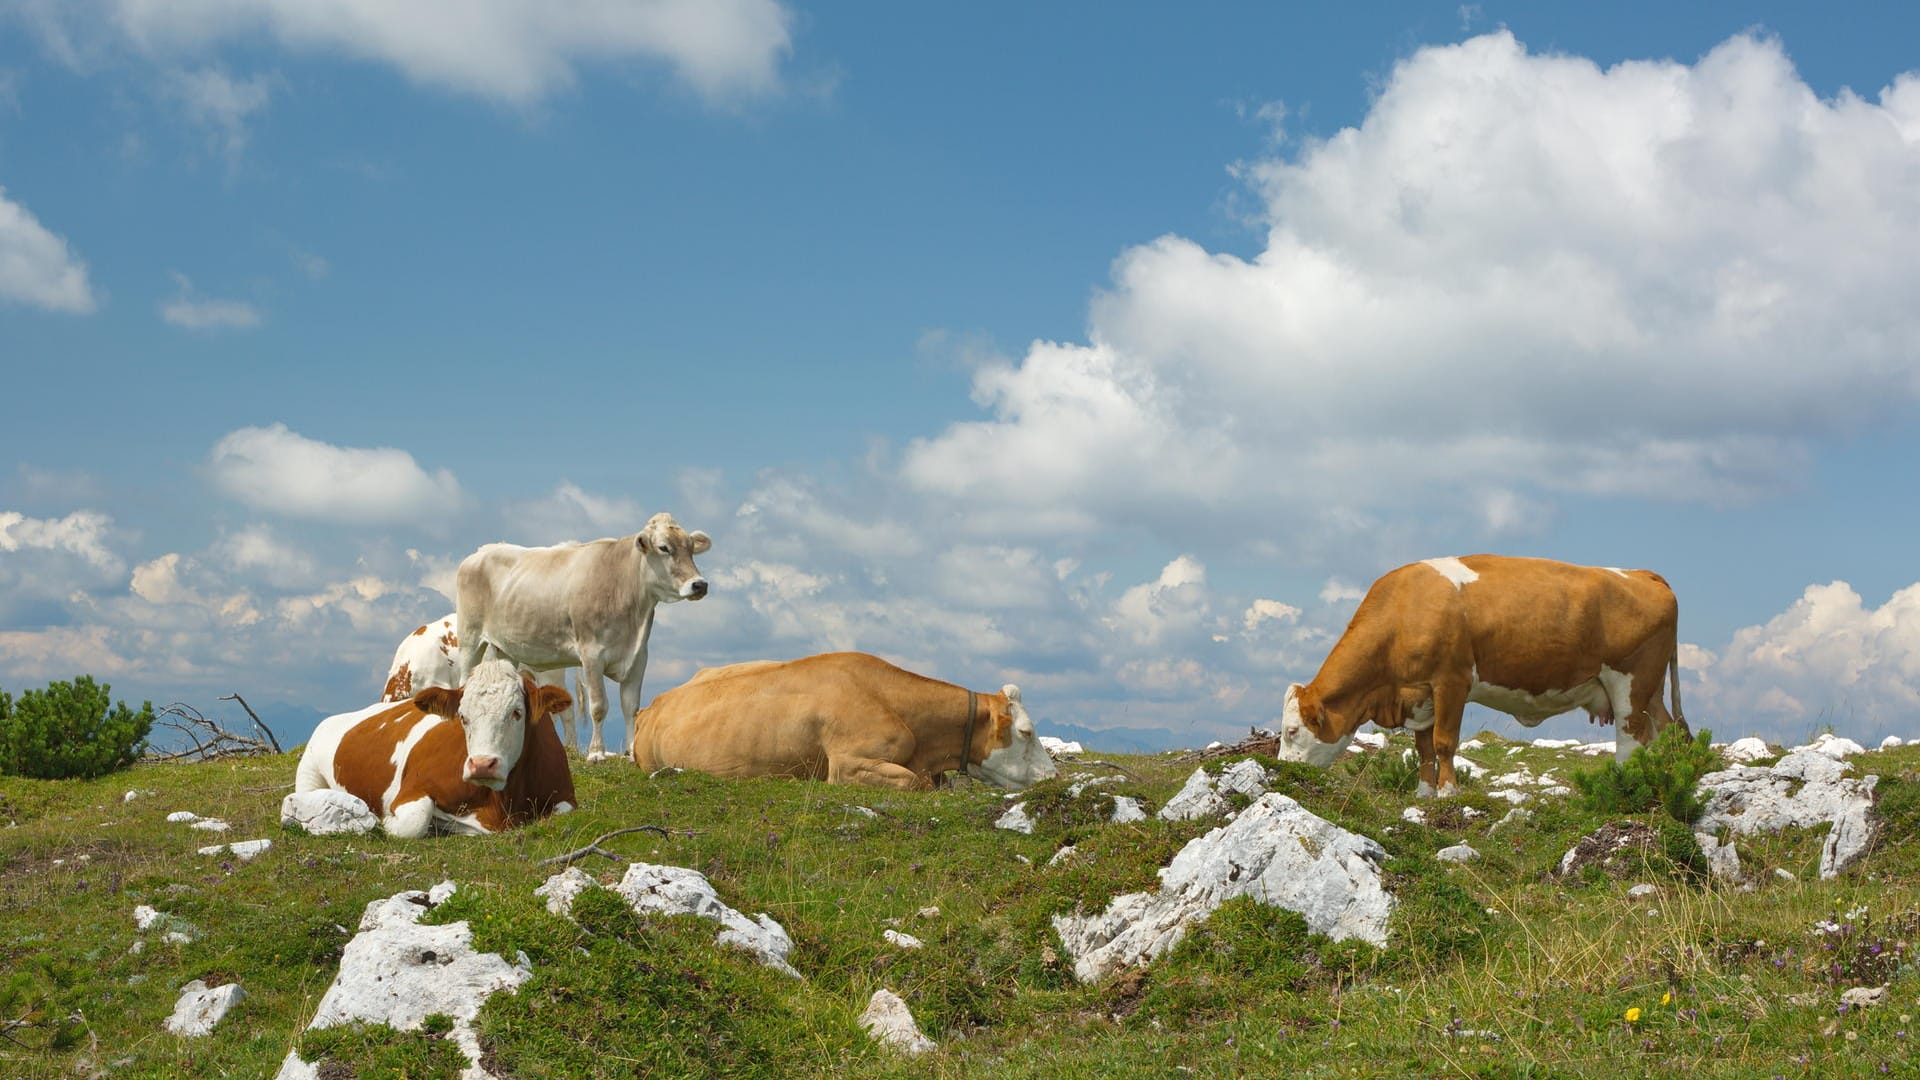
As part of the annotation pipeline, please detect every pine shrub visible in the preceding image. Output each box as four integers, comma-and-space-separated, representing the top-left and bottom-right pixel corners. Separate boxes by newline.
1571, 724, 1718, 824
0, 676, 154, 780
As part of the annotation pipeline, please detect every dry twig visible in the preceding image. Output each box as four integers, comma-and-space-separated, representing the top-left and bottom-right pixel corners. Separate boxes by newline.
537, 825, 672, 868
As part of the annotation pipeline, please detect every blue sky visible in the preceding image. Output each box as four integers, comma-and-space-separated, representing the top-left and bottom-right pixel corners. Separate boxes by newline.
4, 2, 1920, 751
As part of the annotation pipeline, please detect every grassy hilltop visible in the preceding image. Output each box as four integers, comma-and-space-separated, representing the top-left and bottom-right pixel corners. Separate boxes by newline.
3, 735, 1920, 1079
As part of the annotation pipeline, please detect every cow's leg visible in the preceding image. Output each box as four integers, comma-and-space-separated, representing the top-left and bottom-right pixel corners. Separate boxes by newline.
385, 796, 436, 839
829, 757, 930, 790
578, 658, 610, 762
1414, 727, 1437, 798
612, 666, 648, 761
1430, 680, 1469, 798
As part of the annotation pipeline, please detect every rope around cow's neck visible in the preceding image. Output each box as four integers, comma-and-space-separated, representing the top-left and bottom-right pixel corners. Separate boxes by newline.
959, 689, 978, 779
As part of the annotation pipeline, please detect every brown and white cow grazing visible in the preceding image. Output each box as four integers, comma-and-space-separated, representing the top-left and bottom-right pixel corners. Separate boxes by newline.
1274, 555, 1686, 798
381, 613, 582, 752
457, 512, 710, 763
630, 652, 1059, 790
295, 659, 576, 836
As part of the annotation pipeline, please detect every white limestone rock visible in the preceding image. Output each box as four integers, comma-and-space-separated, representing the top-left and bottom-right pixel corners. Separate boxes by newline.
199, 838, 273, 861
1880, 736, 1906, 751
1695, 832, 1744, 883
1793, 733, 1866, 760
1046, 844, 1081, 867
1458, 738, 1486, 752
883, 929, 924, 950
280, 790, 379, 836
1574, 741, 1616, 756
1841, 985, 1890, 1009
1627, 884, 1659, 900
1400, 806, 1427, 825
1156, 769, 1230, 822
189, 819, 231, 833
134, 905, 163, 931
611, 863, 800, 978
1721, 737, 1774, 764
1109, 796, 1147, 824
1054, 793, 1393, 983
1490, 808, 1532, 833
279, 883, 529, 1080
1039, 736, 1084, 756
1352, 731, 1388, 751
165, 811, 199, 824
1436, 845, 1479, 864
860, 989, 936, 1055
994, 802, 1036, 834
164, 980, 245, 1037
1695, 751, 1880, 879
1531, 738, 1581, 749
534, 867, 599, 916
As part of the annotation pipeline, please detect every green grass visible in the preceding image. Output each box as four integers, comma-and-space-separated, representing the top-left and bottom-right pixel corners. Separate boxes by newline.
3, 736, 1920, 1078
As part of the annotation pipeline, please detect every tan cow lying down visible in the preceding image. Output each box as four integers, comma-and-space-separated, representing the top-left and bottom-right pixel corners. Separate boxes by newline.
630, 652, 1059, 790
1274, 555, 1687, 798
295, 660, 577, 836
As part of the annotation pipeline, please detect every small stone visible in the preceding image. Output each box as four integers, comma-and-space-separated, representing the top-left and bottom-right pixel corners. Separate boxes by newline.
1436, 844, 1480, 864
994, 803, 1035, 834
860, 989, 936, 1055
229, 839, 273, 861
1774, 868, 1797, 882
164, 981, 245, 1037
1109, 796, 1147, 824
1840, 986, 1890, 1009
165, 812, 199, 824
1490, 808, 1533, 833
1879, 736, 1905, 751
882, 929, 924, 950
197, 845, 228, 857
189, 819, 231, 833
917, 906, 940, 919
1627, 884, 1659, 900
1400, 806, 1426, 825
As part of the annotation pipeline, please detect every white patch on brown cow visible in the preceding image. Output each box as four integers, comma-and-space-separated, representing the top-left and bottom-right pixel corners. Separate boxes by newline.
1421, 557, 1479, 589
381, 715, 448, 814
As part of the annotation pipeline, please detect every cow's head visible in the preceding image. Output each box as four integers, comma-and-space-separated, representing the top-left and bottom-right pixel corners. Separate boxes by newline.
1272, 682, 1352, 767
635, 511, 711, 603
971, 685, 1059, 789
413, 659, 574, 790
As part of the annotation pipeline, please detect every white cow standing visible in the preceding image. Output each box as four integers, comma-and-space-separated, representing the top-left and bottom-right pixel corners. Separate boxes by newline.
380, 614, 586, 753
456, 511, 711, 762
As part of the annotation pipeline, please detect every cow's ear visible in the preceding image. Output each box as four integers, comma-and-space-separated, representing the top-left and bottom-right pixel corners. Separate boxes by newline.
413, 687, 463, 718
635, 532, 653, 553
688, 530, 712, 555
991, 706, 1014, 747
1002, 683, 1021, 704
531, 684, 573, 721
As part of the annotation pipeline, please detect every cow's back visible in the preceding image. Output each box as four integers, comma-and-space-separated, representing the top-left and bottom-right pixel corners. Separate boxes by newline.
632, 654, 895, 776
1424, 556, 1677, 690
459, 540, 620, 663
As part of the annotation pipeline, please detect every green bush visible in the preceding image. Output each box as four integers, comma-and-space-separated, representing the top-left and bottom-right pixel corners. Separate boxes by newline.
1570, 724, 1718, 824
0, 676, 154, 779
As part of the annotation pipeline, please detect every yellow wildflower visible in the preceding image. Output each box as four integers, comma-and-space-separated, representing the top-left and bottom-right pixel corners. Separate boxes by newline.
1660, 992, 1672, 1006
1625, 1007, 1642, 1022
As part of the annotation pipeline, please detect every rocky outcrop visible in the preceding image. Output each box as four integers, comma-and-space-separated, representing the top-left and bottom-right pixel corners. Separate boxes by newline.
1695, 751, 1879, 879
1156, 759, 1272, 822
276, 882, 530, 1080
536, 864, 800, 978
1054, 793, 1393, 982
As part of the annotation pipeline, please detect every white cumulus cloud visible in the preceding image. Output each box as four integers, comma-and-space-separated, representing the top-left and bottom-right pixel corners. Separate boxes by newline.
207, 423, 462, 524
0, 509, 121, 572
23, 0, 795, 105
903, 32, 1920, 543
0, 186, 97, 312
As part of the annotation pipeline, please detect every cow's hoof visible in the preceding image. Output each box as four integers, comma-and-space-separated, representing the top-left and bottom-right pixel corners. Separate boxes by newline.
1436, 782, 1460, 798
1415, 780, 1436, 799
586, 751, 607, 764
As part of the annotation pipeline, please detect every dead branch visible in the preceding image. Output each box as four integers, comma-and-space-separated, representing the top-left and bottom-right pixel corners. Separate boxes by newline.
218, 693, 281, 753
144, 700, 279, 763
536, 825, 671, 868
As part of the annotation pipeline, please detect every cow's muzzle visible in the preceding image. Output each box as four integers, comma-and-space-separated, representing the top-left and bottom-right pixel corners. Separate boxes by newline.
684, 578, 709, 600
464, 755, 506, 788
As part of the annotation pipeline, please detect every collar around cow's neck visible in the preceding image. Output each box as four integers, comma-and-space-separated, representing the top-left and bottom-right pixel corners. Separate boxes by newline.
958, 689, 978, 780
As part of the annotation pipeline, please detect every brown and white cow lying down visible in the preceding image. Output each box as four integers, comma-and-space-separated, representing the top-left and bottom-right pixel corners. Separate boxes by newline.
629, 652, 1059, 790
381, 613, 582, 753
295, 660, 577, 836
1274, 555, 1687, 798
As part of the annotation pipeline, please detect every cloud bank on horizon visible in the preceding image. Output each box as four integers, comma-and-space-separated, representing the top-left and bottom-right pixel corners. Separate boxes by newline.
4, 19, 1920, 748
